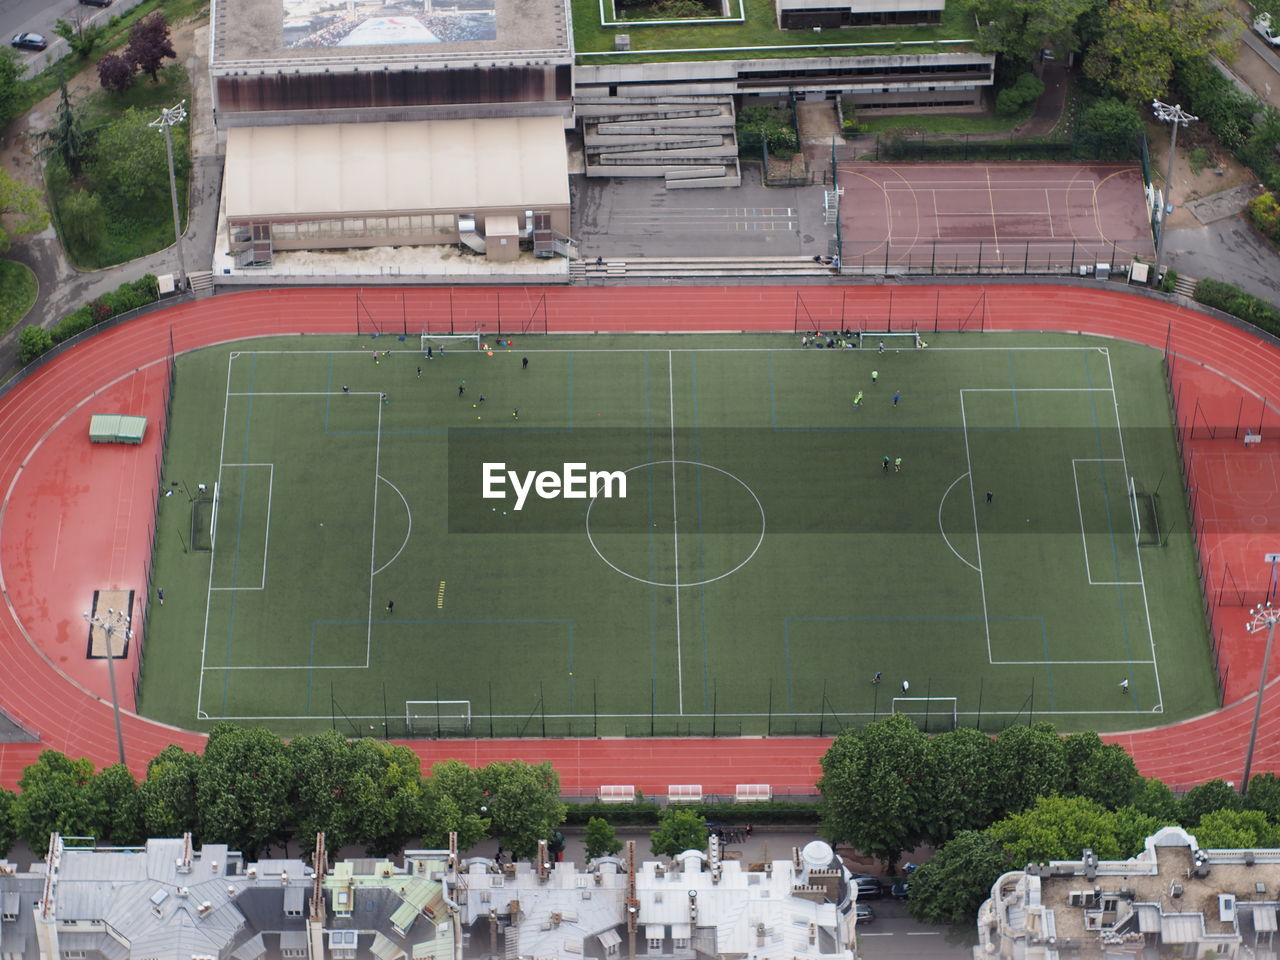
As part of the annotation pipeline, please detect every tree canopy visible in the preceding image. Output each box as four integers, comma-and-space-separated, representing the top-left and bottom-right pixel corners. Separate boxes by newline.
962, 0, 1091, 65
0, 169, 50, 254
650, 808, 709, 858
478, 760, 567, 861
13, 751, 100, 849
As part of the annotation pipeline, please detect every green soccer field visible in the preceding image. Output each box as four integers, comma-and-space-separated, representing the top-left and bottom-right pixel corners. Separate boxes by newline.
139, 331, 1217, 738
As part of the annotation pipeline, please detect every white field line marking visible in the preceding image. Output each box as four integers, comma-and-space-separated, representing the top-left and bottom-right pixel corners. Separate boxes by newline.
1106, 349, 1164, 711
366, 399, 384, 669
669, 350, 684, 716
197, 352, 236, 719
939, 473, 980, 572
209, 463, 273, 590
959, 392, 993, 664
373, 476, 412, 576
1072, 459, 1096, 585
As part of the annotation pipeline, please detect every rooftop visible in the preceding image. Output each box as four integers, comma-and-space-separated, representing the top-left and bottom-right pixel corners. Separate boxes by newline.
210, 0, 571, 72
571, 0, 975, 62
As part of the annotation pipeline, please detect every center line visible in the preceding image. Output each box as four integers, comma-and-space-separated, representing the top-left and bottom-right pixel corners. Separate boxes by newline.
669, 350, 683, 715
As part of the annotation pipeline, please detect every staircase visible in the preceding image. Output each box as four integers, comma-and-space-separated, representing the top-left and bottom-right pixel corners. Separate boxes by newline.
1173, 272, 1198, 299
573, 257, 839, 281
578, 96, 741, 189
187, 270, 215, 293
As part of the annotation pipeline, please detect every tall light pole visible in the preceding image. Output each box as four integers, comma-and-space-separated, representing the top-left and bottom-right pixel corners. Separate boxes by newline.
1151, 100, 1196, 286
1242, 602, 1280, 793
150, 100, 188, 292
83, 607, 130, 767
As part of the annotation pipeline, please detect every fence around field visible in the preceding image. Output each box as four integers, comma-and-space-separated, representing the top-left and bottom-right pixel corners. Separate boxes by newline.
870, 132, 1143, 164
790, 287, 987, 333
353, 287, 550, 336
837, 238, 1155, 278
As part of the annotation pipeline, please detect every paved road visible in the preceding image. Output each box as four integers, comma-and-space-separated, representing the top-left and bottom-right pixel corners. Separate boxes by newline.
859, 897, 974, 959
1165, 216, 1280, 306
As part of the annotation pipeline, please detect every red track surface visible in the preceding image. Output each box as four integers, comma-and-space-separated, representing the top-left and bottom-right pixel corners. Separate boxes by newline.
0, 285, 1275, 795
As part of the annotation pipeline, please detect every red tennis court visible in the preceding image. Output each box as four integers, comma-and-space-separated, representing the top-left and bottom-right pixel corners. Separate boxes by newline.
838, 162, 1155, 274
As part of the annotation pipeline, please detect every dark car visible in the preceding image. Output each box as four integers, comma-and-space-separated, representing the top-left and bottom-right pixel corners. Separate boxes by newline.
79, 0, 113, 6
856, 902, 875, 924
852, 873, 884, 899
10, 32, 47, 50
890, 880, 910, 900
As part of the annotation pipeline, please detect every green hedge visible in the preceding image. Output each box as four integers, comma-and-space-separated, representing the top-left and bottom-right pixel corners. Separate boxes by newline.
21, 275, 161, 365
1194, 278, 1280, 334
564, 798, 820, 826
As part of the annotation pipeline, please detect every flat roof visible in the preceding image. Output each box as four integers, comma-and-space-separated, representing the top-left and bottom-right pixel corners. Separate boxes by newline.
571, 0, 974, 62
224, 117, 570, 220
211, 0, 570, 71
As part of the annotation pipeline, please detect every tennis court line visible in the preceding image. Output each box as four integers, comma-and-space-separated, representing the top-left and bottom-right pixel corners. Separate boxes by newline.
208, 463, 274, 592
1071, 458, 1143, 586
669, 350, 684, 716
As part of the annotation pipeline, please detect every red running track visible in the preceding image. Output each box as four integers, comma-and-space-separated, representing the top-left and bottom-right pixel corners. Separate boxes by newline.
0, 284, 1273, 795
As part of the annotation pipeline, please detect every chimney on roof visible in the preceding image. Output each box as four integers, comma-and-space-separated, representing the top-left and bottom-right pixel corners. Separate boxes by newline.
197, 902, 213, 917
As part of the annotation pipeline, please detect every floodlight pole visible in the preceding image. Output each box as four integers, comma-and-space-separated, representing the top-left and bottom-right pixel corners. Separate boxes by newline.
1242, 602, 1280, 793
83, 607, 130, 767
1151, 100, 1196, 286
151, 100, 188, 292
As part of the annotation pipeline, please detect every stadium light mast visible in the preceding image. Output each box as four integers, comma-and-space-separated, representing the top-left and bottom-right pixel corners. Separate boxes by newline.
1242, 602, 1280, 793
83, 607, 130, 767
1151, 100, 1196, 287
150, 100, 188, 293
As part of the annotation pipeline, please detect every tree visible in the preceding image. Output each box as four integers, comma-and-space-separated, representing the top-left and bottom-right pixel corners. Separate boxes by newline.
919, 727, 997, 846
906, 830, 1008, 926
58, 188, 107, 253
987, 722, 1067, 819
1179, 778, 1241, 826
1078, 98, 1143, 161
125, 13, 177, 83
0, 51, 22, 129
40, 79, 93, 177
420, 759, 490, 851
995, 73, 1045, 116
1193, 808, 1280, 849
139, 744, 202, 838
0, 168, 50, 253
13, 751, 100, 849
961, 0, 1091, 65
650, 808, 708, 858
1132, 777, 1180, 822
18, 326, 53, 365
86, 763, 145, 846
289, 730, 366, 853
1073, 743, 1143, 809
585, 817, 623, 860
348, 740, 425, 857
818, 715, 929, 871
53, 18, 107, 58
97, 54, 136, 94
1110, 806, 1164, 857
1083, 0, 1238, 105
988, 795, 1124, 866
195, 724, 294, 858
478, 761, 568, 861
1245, 772, 1280, 821
0, 788, 16, 858
92, 108, 185, 207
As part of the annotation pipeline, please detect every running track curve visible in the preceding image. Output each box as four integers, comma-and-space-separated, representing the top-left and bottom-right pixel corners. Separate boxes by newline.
0, 284, 1271, 795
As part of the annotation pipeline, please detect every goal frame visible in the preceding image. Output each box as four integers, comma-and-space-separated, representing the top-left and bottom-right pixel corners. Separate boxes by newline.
860, 331, 922, 349
891, 696, 958, 731
405, 700, 473, 735
420, 333, 483, 351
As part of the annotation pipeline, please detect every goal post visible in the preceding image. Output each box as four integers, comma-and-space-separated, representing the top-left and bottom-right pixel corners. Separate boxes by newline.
891, 697, 958, 732
405, 700, 472, 736
420, 333, 483, 352
859, 331, 922, 350
1129, 475, 1162, 547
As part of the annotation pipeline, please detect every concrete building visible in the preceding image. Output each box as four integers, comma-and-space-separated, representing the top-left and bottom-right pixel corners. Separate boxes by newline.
974, 826, 1280, 960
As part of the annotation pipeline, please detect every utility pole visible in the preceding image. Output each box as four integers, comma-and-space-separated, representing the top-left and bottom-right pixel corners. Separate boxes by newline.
150, 100, 189, 292
1151, 100, 1196, 287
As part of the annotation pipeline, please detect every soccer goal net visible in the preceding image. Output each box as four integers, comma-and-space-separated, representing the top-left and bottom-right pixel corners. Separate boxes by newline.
191, 482, 219, 553
860, 331, 922, 350
421, 333, 483, 351
405, 700, 472, 736
892, 697, 958, 732
1128, 476, 1162, 547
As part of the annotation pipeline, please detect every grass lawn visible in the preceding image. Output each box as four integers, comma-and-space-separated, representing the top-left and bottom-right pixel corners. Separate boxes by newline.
45, 64, 191, 269
852, 107, 1032, 137
573, 0, 974, 60
0, 260, 37, 334
139, 332, 1216, 741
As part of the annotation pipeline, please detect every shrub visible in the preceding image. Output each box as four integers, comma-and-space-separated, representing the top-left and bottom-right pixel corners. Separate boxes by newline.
1160, 268, 1178, 294
1194, 278, 1280, 335
995, 73, 1044, 117
18, 325, 54, 365
1077, 98, 1143, 161
51, 275, 161, 344
1246, 191, 1280, 248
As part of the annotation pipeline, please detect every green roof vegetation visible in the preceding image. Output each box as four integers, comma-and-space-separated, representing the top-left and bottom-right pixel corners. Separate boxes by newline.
573, 0, 976, 62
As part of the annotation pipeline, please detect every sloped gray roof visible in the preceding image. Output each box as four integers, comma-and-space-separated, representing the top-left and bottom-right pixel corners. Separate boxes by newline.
230, 931, 267, 960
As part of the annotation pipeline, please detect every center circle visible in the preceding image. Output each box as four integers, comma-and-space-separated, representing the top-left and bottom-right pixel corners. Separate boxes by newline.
585, 459, 766, 588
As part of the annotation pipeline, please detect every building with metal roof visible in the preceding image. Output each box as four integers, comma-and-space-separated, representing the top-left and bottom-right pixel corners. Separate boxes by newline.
974, 826, 1280, 959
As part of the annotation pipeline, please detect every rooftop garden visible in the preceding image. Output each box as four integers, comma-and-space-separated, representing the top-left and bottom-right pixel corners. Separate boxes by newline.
572, 0, 975, 62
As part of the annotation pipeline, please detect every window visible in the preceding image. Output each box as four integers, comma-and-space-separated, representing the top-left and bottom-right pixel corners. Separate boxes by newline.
647, 937, 663, 950
673, 937, 690, 948
281, 948, 306, 958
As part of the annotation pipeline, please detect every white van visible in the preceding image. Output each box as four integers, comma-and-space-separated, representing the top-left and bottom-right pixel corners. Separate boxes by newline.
1255, 12, 1280, 47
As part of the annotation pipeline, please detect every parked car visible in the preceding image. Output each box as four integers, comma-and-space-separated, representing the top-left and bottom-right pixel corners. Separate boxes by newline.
1256, 12, 1280, 47
855, 902, 875, 924
10, 32, 47, 50
852, 873, 884, 899
890, 880, 910, 900
79, 0, 113, 6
